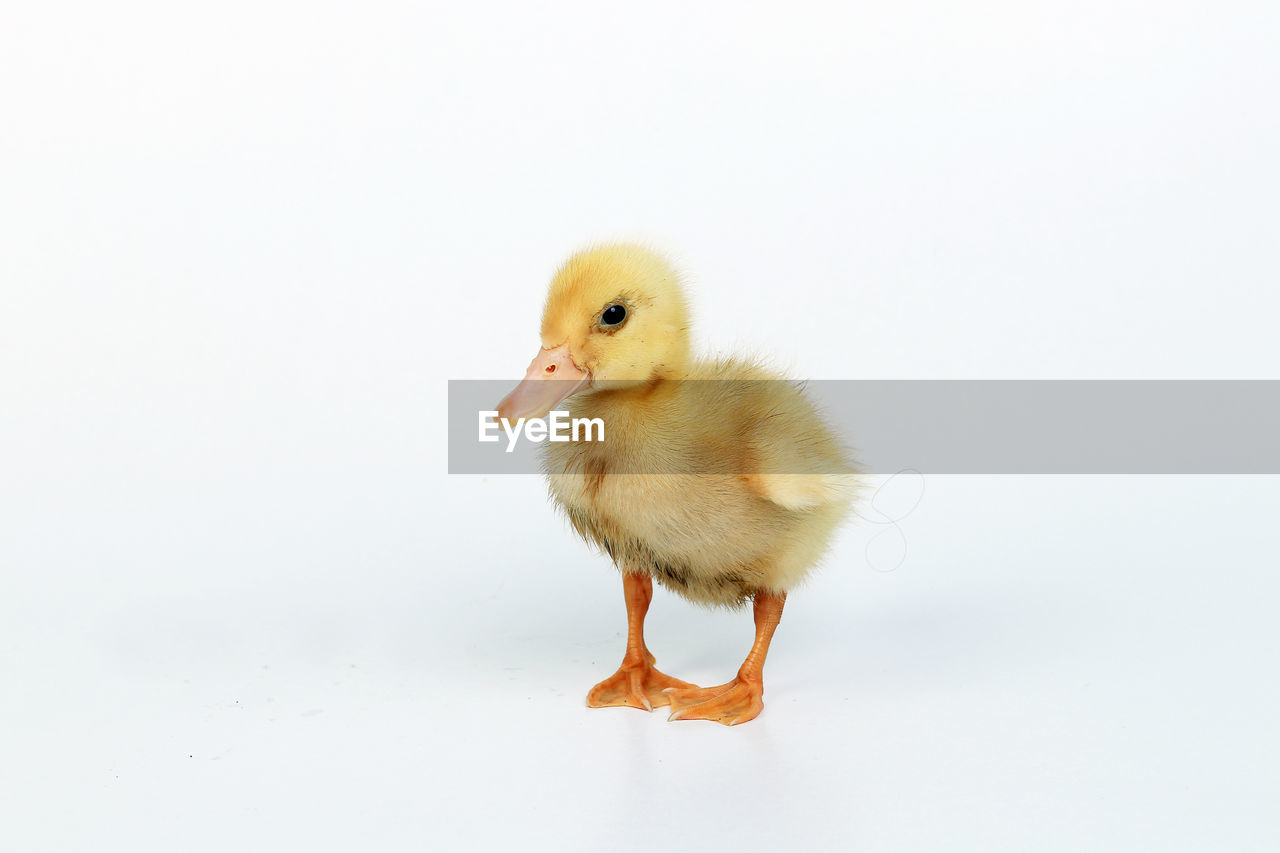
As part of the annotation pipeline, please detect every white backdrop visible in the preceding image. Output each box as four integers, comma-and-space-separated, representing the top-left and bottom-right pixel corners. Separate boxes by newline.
2, 3, 1278, 851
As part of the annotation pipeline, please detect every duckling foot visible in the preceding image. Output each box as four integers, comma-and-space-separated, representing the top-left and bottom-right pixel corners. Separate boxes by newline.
664, 678, 764, 726
587, 652, 697, 711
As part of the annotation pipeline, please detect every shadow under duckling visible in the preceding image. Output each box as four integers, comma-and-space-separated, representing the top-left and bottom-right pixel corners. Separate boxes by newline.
497, 244, 857, 726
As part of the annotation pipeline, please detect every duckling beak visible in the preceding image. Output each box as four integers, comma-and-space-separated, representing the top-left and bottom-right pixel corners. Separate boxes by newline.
496, 344, 590, 422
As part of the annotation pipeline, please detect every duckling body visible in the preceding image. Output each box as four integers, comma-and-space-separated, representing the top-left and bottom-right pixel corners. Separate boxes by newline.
545, 359, 852, 608
497, 244, 855, 725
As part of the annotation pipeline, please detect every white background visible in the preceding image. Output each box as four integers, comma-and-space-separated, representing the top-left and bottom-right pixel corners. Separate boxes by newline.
2, 2, 1278, 851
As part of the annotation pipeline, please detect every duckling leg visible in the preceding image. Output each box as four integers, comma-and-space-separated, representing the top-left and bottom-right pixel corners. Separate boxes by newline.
587, 571, 697, 711
665, 591, 785, 726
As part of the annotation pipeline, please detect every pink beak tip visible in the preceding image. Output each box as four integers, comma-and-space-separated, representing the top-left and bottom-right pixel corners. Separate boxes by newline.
496, 344, 590, 421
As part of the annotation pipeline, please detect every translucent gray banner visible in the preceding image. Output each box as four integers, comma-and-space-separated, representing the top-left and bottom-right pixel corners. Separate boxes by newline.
448, 380, 1280, 475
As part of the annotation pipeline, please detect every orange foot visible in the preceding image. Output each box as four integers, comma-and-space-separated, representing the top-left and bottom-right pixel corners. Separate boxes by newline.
664, 677, 764, 726
587, 652, 697, 711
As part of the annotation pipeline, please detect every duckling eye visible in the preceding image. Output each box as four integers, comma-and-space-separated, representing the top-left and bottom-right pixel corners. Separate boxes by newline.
600, 304, 627, 326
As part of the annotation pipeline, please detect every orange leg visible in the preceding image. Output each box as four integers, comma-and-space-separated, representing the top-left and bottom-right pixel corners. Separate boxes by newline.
587, 572, 697, 711
666, 591, 786, 726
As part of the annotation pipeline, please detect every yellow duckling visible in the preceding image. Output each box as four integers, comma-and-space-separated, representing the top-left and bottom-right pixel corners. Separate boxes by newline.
497, 244, 856, 726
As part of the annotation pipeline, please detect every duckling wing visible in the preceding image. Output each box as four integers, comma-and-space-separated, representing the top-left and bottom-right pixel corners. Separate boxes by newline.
748, 470, 859, 511
735, 380, 860, 511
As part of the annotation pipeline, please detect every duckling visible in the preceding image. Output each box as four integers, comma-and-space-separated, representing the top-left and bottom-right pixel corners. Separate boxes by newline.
497, 244, 856, 726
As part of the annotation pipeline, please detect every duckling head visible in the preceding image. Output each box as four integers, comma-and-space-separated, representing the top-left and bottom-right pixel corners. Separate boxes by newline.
498, 244, 691, 421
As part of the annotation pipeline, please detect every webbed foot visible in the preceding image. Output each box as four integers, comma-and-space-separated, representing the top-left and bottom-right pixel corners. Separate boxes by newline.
664, 677, 765, 726
587, 651, 697, 711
